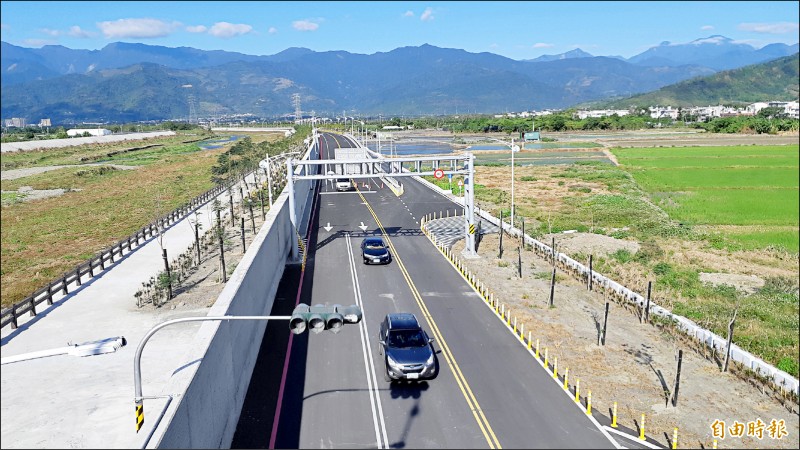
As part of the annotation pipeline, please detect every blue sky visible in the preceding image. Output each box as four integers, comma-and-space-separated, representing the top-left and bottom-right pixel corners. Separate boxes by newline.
1, 1, 798, 60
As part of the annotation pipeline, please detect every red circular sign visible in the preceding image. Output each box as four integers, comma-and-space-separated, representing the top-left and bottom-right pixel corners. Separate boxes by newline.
434, 169, 444, 179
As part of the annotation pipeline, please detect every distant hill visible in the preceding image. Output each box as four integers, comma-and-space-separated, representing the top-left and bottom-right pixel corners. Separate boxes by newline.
526, 48, 594, 63
1, 38, 797, 123
598, 53, 800, 109
627, 35, 799, 70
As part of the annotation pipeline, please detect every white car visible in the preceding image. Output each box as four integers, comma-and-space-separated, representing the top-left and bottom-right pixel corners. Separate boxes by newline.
335, 178, 352, 191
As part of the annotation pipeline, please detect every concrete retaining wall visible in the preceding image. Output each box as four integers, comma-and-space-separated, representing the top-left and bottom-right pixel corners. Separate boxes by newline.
146, 138, 319, 448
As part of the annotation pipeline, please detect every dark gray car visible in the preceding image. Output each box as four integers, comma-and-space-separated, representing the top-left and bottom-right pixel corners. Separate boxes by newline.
361, 237, 391, 265
378, 313, 438, 382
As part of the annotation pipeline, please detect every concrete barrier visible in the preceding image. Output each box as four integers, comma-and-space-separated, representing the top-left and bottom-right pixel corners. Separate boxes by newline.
145, 138, 319, 448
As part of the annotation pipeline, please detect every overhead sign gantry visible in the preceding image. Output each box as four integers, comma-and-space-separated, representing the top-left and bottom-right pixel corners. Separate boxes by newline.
285, 131, 477, 261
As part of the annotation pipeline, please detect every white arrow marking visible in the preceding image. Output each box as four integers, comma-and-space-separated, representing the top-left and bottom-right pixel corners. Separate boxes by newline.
324, 222, 332, 232
359, 222, 368, 231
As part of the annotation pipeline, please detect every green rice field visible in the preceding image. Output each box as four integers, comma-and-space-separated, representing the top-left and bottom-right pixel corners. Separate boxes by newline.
613, 145, 799, 252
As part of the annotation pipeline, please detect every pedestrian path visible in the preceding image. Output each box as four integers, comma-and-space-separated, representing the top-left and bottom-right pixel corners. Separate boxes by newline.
0, 176, 254, 449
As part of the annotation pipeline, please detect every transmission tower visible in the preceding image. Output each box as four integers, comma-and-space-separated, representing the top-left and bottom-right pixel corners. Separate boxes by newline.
292, 93, 302, 123
187, 93, 197, 124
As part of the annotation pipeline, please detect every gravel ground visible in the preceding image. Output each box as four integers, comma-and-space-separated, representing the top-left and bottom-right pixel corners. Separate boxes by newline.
449, 231, 799, 449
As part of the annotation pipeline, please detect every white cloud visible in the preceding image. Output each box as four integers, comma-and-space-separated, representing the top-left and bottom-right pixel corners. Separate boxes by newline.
208, 22, 253, 38
268, 27, 278, 34
186, 25, 208, 33
738, 22, 799, 34
701, 25, 714, 31
40, 28, 61, 37
420, 7, 434, 21
403, 10, 414, 18
97, 18, 180, 39
293, 20, 320, 31
68, 26, 94, 38
532, 43, 554, 49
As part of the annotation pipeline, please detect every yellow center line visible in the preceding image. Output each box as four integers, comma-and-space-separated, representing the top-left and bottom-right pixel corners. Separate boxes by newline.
356, 187, 502, 449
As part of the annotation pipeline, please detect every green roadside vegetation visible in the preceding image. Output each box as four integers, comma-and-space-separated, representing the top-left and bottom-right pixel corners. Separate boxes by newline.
1, 126, 310, 309
423, 144, 798, 377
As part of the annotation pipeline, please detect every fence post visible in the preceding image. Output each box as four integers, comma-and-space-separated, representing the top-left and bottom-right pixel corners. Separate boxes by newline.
240, 217, 246, 253
588, 255, 593, 291
672, 349, 683, 407
229, 194, 235, 227
601, 302, 609, 345
644, 281, 651, 323
723, 308, 737, 372
259, 190, 265, 220
162, 248, 173, 301
498, 210, 504, 259
517, 246, 522, 278
61, 275, 68, 295
549, 267, 556, 307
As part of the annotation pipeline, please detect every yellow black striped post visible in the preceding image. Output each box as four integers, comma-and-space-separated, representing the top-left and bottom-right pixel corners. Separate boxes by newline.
135, 401, 144, 432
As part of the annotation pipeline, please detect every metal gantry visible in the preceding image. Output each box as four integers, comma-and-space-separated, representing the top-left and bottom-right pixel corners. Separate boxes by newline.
284, 130, 477, 260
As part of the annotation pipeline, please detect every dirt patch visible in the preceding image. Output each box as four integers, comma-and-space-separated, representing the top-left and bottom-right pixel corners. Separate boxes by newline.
543, 231, 640, 257
1, 163, 138, 180
699, 272, 766, 295
450, 231, 799, 449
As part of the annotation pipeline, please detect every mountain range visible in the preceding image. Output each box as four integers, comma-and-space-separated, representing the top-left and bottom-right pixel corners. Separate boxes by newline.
1, 36, 797, 123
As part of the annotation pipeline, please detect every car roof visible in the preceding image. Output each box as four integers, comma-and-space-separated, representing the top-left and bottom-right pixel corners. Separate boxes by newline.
363, 237, 384, 244
386, 313, 420, 330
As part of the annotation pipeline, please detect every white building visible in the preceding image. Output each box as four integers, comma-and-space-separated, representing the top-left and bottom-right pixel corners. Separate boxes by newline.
649, 106, 679, 120
67, 128, 112, 137
574, 109, 630, 120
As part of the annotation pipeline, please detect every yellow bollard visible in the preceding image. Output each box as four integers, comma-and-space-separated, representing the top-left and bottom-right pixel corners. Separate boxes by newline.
536, 339, 540, 358
639, 414, 646, 440
544, 348, 549, 368
586, 390, 592, 415
563, 367, 569, 390
514, 316, 517, 333
672, 427, 678, 449
520, 323, 524, 340
611, 402, 618, 428
574, 378, 580, 402
712, 439, 717, 449
553, 357, 558, 378
507, 310, 511, 326
527, 332, 532, 350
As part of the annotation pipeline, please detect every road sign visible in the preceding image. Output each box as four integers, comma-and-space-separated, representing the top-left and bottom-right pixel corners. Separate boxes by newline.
434, 169, 444, 179
457, 179, 463, 187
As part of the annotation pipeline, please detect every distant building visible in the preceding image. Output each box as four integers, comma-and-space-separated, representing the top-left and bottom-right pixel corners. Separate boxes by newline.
39, 118, 51, 127
574, 109, 629, 120
67, 128, 112, 137
4, 118, 27, 128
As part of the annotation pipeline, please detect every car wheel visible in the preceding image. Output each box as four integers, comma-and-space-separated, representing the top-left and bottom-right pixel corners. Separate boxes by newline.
383, 364, 391, 382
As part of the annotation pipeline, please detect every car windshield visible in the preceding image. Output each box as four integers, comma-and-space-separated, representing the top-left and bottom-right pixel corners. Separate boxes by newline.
365, 240, 385, 250
388, 329, 427, 348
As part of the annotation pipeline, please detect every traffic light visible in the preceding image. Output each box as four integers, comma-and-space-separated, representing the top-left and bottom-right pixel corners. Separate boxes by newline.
289, 303, 363, 335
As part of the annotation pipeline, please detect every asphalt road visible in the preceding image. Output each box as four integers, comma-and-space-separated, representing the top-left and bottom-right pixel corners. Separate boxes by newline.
232, 132, 618, 449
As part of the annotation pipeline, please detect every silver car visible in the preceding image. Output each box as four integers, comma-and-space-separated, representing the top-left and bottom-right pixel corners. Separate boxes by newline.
378, 313, 438, 382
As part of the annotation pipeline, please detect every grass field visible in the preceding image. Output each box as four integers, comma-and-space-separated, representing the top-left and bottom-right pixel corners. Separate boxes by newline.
427, 143, 799, 377
614, 145, 799, 251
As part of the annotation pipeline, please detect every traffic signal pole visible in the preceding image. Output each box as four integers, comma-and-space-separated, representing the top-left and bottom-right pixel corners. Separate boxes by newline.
133, 304, 362, 434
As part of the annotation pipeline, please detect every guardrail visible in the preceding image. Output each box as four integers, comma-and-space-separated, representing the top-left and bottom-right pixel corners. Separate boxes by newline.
0, 180, 238, 330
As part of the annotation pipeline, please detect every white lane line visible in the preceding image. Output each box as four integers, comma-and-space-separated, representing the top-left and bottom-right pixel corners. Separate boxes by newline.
346, 233, 389, 448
